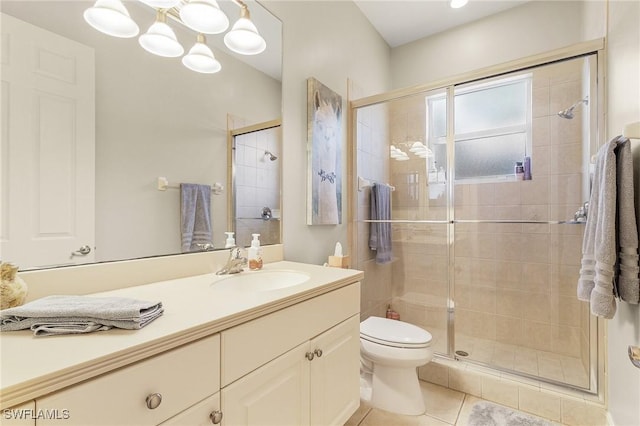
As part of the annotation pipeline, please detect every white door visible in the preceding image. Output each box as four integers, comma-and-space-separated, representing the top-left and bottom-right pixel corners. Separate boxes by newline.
222, 342, 311, 426
1, 13, 95, 268
309, 315, 361, 426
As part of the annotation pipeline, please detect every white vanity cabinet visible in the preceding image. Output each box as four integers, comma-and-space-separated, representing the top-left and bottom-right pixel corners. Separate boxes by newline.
35, 334, 220, 426
220, 283, 360, 426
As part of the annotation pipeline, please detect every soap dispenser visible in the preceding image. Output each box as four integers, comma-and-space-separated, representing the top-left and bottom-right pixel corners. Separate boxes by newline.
248, 234, 263, 270
224, 232, 236, 248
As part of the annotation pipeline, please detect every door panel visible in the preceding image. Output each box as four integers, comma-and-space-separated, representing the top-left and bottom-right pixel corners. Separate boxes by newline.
1, 13, 95, 268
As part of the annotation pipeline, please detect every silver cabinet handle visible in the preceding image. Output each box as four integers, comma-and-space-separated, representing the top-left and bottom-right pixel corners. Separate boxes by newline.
209, 410, 223, 424
71, 245, 91, 257
145, 393, 162, 409
305, 351, 315, 361
314, 349, 323, 358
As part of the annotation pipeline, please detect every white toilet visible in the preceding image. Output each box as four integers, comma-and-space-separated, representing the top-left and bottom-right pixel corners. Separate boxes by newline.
359, 316, 433, 415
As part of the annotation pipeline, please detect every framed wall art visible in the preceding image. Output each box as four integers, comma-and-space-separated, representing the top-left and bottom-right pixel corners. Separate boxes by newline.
307, 77, 342, 225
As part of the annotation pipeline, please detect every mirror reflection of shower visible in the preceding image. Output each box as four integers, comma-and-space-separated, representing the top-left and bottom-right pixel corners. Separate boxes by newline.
557, 96, 589, 119
264, 150, 278, 161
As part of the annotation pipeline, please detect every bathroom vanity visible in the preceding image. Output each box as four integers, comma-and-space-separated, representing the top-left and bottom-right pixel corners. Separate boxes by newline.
0, 261, 363, 426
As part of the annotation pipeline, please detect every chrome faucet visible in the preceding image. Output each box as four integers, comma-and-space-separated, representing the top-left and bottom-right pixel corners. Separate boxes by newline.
216, 247, 247, 275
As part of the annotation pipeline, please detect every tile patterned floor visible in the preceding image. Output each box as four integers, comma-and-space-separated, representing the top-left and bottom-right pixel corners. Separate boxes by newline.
345, 381, 564, 426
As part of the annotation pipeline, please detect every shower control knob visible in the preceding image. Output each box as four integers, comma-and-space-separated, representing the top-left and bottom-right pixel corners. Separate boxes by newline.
305, 351, 315, 361
145, 393, 162, 409
209, 410, 223, 424
314, 349, 323, 358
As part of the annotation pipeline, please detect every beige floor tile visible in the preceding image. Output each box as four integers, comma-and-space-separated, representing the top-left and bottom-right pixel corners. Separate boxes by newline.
421, 382, 465, 424
455, 395, 482, 426
345, 401, 373, 426
358, 408, 452, 426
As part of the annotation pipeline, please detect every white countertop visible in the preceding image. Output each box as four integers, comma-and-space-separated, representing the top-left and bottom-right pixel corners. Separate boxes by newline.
0, 261, 363, 409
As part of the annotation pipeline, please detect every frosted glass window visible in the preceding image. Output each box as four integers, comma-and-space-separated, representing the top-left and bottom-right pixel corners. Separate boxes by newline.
426, 75, 532, 182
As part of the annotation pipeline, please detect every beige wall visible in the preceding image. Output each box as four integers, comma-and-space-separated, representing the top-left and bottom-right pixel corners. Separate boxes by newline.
606, 1, 640, 425
264, 0, 391, 265
390, 1, 603, 90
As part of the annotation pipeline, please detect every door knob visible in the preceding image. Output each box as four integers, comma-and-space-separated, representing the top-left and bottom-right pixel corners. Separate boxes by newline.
314, 349, 323, 358
70, 245, 91, 257
305, 351, 315, 361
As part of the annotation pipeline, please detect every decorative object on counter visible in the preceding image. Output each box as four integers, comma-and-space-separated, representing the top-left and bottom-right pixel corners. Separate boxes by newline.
307, 77, 342, 225
180, 183, 213, 253
328, 242, 350, 268
0, 263, 28, 310
248, 234, 263, 270
0, 295, 163, 336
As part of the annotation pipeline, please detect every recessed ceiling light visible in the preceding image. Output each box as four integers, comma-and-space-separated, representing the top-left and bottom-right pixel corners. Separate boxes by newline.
450, 0, 469, 9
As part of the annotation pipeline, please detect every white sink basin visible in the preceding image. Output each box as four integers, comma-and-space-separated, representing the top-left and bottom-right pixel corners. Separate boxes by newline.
212, 270, 310, 292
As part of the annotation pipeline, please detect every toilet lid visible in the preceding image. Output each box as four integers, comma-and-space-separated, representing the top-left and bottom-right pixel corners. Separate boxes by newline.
360, 316, 432, 348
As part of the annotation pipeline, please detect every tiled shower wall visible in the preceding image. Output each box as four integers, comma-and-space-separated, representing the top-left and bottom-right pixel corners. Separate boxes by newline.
356, 102, 394, 321
357, 58, 592, 385
234, 127, 281, 247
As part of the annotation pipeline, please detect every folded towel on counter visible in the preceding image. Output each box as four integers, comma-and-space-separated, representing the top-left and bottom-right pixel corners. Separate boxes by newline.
369, 183, 393, 264
180, 183, 212, 252
578, 136, 639, 319
0, 295, 163, 336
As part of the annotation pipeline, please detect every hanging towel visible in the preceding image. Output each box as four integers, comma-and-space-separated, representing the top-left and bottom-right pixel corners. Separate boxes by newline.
180, 183, 212, 252
578, 136, 640, 319
369, 183, 392, 264
0, 295, 164, 336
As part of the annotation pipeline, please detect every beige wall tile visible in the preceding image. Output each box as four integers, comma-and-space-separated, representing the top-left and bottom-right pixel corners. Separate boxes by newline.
561, 399, 607, 426
418, 361, 449, 387
420, 382, 465, 424
481, 376, 519, 409
533, 116, 551, 147
523, 321, 552, 351
518, 386, 562, 422
449, 367, 482, 397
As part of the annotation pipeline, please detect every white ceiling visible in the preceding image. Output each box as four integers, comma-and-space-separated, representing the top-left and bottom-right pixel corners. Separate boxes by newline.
354, 0, 529, 48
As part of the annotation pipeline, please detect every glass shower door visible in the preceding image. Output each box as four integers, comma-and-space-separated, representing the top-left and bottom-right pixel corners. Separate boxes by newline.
451, 55, 596, 389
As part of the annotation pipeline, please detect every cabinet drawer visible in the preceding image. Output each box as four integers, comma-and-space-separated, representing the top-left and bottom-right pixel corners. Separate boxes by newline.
160, 393, 221, 426
36, 334, 220, 426
221, 283, 359, 386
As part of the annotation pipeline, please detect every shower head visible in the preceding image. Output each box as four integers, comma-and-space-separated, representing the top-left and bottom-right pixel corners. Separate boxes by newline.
557, 97, 589, 119
264, 150, 277, 161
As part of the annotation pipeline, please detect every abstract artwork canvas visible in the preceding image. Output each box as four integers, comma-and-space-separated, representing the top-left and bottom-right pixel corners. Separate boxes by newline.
307, 77, 342, 225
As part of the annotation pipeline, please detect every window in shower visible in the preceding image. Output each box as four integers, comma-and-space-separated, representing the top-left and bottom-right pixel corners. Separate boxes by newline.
426, 74, 532, 181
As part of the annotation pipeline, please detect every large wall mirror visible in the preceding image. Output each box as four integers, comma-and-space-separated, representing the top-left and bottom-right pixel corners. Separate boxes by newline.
1, 0, 282, 270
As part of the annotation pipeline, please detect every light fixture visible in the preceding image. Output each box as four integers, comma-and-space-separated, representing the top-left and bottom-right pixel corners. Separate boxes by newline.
224, 4, 266, 55
139, 0, 181, 9
83, 0, 139, 38
182, 34, 222, 73
180, 0, 229, 34
450, 0, 469, 8
139, 10, 184, 58
84, 0, 267, 73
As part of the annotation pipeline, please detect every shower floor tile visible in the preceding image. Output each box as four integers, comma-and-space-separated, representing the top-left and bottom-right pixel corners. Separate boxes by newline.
454, 334, 588, 388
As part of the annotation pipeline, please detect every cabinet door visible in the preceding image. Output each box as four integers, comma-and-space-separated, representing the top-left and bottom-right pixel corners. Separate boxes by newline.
222, 342, 310, 426
309, 315, 360, 426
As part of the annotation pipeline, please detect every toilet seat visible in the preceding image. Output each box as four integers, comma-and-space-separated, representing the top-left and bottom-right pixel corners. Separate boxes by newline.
360, 316, 432, 349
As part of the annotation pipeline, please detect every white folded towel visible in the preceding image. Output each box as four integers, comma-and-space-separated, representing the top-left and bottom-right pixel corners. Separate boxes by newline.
0, 295, 163, 336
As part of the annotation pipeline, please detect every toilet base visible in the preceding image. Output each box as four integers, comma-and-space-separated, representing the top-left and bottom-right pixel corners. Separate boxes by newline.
369, 365, 425, 416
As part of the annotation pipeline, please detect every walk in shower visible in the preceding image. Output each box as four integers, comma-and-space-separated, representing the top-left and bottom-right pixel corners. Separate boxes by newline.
352, 52, 600, 392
